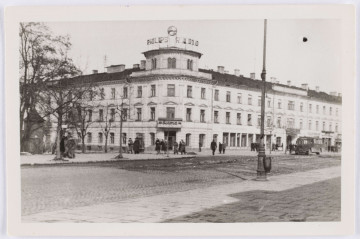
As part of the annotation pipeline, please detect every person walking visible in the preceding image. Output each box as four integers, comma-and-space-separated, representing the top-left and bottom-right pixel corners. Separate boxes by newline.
133, 137, 140, 154
155, 138, 161, 154
222, 141, 227, 154
128, 138, 134, 154
60, 135, 67, 158
210, 140, 217, 156
218, 142, 222, 154
179, 140, 186, 155
173, 141, 179, 154
161, 139, 166, 154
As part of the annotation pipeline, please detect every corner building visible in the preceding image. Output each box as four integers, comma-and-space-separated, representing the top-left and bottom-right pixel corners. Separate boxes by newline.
68, 27, 342, 152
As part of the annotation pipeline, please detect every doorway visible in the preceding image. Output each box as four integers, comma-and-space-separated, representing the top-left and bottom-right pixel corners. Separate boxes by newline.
164, 131, 176, 149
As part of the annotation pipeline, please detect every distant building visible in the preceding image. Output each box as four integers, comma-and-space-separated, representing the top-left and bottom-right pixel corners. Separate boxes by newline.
51, 27, 342, 152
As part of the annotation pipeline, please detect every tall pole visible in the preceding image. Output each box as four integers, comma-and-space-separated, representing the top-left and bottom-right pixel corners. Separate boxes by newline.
256, 19, 268, 181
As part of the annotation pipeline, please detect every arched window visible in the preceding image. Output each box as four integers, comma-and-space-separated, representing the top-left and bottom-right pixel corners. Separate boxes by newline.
187, 59, 193, 70
168, 57, 176, 69
151, 58, 157, 69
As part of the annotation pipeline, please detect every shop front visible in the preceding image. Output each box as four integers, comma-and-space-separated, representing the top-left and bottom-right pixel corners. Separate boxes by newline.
157, 118, 182, 149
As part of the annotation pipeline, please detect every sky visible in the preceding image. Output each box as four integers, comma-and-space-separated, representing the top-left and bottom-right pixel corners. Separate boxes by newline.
46, 19, 342, 94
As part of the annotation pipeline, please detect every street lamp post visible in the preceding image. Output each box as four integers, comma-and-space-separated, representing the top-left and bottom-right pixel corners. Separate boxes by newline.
256, 19, 268, 181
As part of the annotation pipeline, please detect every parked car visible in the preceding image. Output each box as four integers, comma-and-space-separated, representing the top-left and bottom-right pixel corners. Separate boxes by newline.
295, 137, 323, 155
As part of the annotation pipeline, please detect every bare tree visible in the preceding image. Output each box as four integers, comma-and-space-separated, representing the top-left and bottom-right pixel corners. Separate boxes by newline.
19, 22, 76, 152
97, 103, 115, 153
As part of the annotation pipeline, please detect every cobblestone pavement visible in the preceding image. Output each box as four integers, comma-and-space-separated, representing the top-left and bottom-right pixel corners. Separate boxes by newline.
22, 166, 340, 223
21, 154, 340, 216
165, 177, 340, 222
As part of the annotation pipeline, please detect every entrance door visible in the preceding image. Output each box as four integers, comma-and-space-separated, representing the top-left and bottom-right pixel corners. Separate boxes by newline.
286, 135, 292, 150
164, 131, 176, 150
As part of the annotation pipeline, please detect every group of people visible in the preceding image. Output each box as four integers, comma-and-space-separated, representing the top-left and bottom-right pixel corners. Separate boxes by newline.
127, 137, 142, 154
155, 139, 187, 155
210, 140, 227, 155
58, 132, 76, 159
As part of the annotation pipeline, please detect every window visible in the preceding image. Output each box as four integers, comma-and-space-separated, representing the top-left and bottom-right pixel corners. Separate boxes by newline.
98, 132, 103, 144
87, 132, 92, 143
267, 116, 271, 127
309, 104, 312, 113
167, 57, 176, 68
99, 109, 103, 122
215, 90, 219, 101
88, 110, 92, 122
237, 94, 242, 104
150, 133, 155, 145
199, 134, 205, 147
201, 88, 206, 99
267, 99, 271, 108
258, 97, 261, 106
110, 133, 115, 144
323, 106, 326, 114
248, 95, 252, 105
137, 86, 142, 98
200, 110, 205, 123
111, 88, 116, 99
89, 90, 94, 101
287, 118, 295, 128
187, 86, 193, 98
99, 88, 104, 100
151, 85, 156, 97
237, 113, 241, 125
136, 108, 142, 121
330, 107, 332, 115
309, 120, 312, 130
123, 87, 128, 98
226, 91, 231, 102
122, 108, 128, 121
150, 107, 156, 121
214, 111, 219, 123
329, 123, 332, 131
167, 84, 175, 96
122, 133, 127, 145
316, 105, 319, 114
335, 123, 338, 132
257, 115, 261, 126
300, 119, 303, 129
278, 99, 282, 109
322, 122, 325, 131
226, 112, 230, 124
186, 134, 191, 146
277, 117, 281, 128
247, 114, 252, 126
187, 59, 193, 70
186, 108, 192, 121
300, 102, 303, 112
316, 121, 319, 131
166, 107, 175, 119
151, 58, 157, 69
110, 108, 115, 121
288, 101, 295, 110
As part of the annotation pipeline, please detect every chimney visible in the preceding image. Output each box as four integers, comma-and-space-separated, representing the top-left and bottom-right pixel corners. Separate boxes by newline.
301, 83, 308, 90
106, 64, 126, 73
234, 69, 240, 76
92, 70, 98, 74
250, 73, 255, 79
224, 70, 229, 74
330, 92, 337, 96
217, 66, 225, 74
315, 86, 320, 92
140, 60, 146, 70
338, 93, 342, 97
133, 64, 140, 69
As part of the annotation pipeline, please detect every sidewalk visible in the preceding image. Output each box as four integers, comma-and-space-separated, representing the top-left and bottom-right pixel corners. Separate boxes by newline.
22, 166, 340, 223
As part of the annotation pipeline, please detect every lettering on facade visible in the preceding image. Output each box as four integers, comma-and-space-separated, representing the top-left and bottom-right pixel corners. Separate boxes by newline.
157, 120, 182, 128
147, 37, 199, 46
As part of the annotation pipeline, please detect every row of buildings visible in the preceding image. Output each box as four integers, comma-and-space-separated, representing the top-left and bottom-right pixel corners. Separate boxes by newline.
45, 26, 342, 153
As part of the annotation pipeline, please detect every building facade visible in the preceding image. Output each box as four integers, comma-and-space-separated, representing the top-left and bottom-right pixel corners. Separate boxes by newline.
53, 27, 342, 152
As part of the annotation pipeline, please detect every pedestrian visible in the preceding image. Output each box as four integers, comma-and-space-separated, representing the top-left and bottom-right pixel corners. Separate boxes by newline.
179, 139, 186, 155
218, 142, 222, 154
60, 135, 66, 158
173, 141, 179, 154
128, 138, 134, 154
66, 133, 76, 159
155, 138, 161, 154
161, 139, 166, 154
133, 137, 140, 154
210, 140, 217, 156
199, 141, 202, 152
222, 141, 227, 154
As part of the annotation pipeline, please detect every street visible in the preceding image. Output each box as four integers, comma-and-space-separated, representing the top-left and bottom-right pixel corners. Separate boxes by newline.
21, 154, 341, 222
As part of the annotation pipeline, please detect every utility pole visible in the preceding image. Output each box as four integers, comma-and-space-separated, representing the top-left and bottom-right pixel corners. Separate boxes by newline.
256, 19, 268, 181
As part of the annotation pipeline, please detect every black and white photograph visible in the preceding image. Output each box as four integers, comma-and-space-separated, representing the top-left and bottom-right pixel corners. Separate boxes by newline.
4, 5, 356, 237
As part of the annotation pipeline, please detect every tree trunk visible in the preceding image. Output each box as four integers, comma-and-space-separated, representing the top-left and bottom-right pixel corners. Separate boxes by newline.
115, 117, 123, 159
81, 136, 86, 153
104, 135, 108, 153
54, 124, 62, 160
